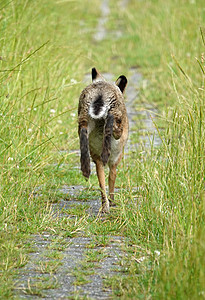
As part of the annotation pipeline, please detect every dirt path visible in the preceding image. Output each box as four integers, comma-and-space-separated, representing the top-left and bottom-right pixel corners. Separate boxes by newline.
14, 1, 160, 299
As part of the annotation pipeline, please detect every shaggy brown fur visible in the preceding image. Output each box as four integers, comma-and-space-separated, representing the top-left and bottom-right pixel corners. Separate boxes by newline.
78, 68, 128, 213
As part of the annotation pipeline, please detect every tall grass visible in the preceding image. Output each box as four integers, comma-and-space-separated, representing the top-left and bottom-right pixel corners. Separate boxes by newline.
0, 0, 99, 215
106, 0, 205, 298
0, 0, 204, 298
0, 0, 100, 296
117, 74, 205, 298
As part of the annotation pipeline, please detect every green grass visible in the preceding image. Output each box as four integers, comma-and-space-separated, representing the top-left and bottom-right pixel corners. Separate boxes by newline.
15, 276, 59, 297
0, 0, 205, 299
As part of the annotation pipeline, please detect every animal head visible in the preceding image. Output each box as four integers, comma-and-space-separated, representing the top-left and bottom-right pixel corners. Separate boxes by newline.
91, 67, 127, 94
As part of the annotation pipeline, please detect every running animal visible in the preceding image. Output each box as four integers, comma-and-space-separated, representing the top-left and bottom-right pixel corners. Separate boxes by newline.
78, 68, 128, 213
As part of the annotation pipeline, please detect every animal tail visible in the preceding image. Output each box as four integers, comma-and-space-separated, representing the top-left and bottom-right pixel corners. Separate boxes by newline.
80, 127, 91, 178
101, 112, 114, 166
88, 94, 109, 119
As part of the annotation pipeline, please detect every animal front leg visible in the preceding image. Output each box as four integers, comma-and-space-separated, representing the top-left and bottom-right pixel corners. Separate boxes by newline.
108, 151, 123, 206
95, 159, 109, 213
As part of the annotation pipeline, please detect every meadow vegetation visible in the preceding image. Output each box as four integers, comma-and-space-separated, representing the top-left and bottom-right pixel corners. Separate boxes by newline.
0, 0, 204, 298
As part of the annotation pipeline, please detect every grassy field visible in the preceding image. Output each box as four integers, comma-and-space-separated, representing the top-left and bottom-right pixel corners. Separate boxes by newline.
0, 0, 204, 298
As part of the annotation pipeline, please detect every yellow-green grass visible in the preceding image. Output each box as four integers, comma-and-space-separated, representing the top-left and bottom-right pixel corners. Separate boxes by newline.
0, 0, 204, 299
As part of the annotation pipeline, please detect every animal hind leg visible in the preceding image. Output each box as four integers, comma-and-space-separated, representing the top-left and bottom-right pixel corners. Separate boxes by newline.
101, 112, 114, 166
79, 124, 91, 179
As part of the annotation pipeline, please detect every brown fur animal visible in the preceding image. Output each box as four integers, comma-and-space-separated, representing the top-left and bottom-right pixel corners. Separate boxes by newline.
78, 68, 128, 213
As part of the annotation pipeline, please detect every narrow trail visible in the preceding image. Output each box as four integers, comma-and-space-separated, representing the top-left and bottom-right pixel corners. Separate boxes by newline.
15, 0, 160, 299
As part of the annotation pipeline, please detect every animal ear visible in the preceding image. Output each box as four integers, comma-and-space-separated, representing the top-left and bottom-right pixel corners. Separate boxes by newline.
92, 67, 104, 82
115, 75, 127, 94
